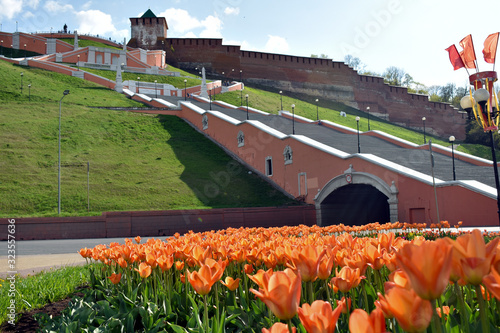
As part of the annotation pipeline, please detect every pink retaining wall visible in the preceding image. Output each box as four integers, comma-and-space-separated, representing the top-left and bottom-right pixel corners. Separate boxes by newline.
0, 206, 315, 240
178, 102, 498, 227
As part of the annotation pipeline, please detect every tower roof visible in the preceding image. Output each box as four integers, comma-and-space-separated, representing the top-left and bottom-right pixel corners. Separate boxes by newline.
141, 9, 157, 18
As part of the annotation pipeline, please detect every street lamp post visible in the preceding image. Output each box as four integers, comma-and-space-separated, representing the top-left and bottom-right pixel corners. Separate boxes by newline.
459, 71, 500, 225
154, 80, 157, 98
24, 43, 26, 58
58, 90, 70, 215
240, 69, 243, 106
449, 135, 456, 181
137, 77, 140, 93
20, 72, 23, 94
209, 89, 212, 110
292, 104, 295, 134
367, 106, 371, 130
1, 40, 3, 56
184, 79, 187, 101
28, 84, 31, 101
316, 99, 319, 121
356, 116, 361, 153
77, 55, 80, 70
246, 94, 249, 120
422, 117, 426, 144
279, 91, 283, 111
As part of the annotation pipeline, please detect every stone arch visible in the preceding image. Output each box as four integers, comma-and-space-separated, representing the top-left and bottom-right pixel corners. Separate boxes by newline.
314, 165, 398, 226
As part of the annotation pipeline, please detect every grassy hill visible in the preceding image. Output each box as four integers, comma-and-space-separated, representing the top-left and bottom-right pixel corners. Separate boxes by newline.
0, 60, 296, 217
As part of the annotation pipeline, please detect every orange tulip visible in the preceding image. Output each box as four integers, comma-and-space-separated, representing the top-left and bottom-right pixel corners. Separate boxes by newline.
375, 292, 394, 319
175, 260, 185, 271
157, 254, 174, 272
289, 244, 326, 282
337, 296, 351, 314
483, 265, 500, 300
445, 229, 499, 285
134, 236, 142, 244
387, 269, 411, 290
329, 266, 365, 293
250, 268, 301, 320
436, 305, 451, 319
135, 262, 152, 278
248, 269, 272, 289
108, 273, 122, 285
349, 308, 387, 333
395, 239, 452, 300
221, 276, 241, 291
298, 300, 343, 333
244, 263, 254, 274
379, 285, 432, 333
261, 322, 296, 333
317, 252, 335, 280
186, 258, 226, 296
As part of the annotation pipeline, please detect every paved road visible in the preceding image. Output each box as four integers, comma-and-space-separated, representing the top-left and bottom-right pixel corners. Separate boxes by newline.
0, 237, 160, 277
156, 96, 496, 188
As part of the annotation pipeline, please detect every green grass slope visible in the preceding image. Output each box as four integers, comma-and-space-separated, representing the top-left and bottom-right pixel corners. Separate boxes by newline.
0, 61, 295, 217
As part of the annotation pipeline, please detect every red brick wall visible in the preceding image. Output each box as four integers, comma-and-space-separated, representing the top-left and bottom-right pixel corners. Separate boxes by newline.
0, 206, 315, 240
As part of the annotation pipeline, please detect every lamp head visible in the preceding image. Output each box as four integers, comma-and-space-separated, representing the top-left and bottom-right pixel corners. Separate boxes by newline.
422, 117, 426, 121
63, 90, 70, 95
356, 116, 360, 121
184, 79, 187, 83
291, 104, 295, 109
245, 94, 249, 98
367, 106, 370, 111
449, 135, 455, 142
474, 88, 490, 113
315, 99, 319, 102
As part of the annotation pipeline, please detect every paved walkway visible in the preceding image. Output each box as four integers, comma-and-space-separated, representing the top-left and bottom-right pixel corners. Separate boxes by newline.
158, 96, 496, 187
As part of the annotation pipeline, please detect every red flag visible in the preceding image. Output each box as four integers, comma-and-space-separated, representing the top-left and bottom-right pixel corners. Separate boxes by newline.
445, 45, 465, 70
459, 34, 477, 68
483, 32, 499, 64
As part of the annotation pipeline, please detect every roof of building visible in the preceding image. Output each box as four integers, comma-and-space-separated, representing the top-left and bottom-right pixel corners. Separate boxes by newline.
141, 9, 157, 18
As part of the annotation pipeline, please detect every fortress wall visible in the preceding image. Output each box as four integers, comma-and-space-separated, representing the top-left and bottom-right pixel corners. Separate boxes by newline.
165, 38, 466, 139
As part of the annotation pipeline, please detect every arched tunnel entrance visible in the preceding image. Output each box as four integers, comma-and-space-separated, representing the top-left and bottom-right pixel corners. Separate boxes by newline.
319, 184, 389, 226
314, 166, 399, 226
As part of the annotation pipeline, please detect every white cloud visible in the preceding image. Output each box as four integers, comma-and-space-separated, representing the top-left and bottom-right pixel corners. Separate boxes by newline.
26, 0, 39, 9
199, 15, 222, 38
23, 10, 34, 18
81, 1, 92, 10
224, 7, 240, 16
264, 35, 289, 53
0, 0, 23, 19
159, 8, 223, 38
160, 8, 202, 33
44, 0, 73, 13
75, 9, 127, 40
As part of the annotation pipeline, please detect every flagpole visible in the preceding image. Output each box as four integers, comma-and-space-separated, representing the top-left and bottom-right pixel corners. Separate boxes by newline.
470, 35, 479, 73
494, 33, 499, 72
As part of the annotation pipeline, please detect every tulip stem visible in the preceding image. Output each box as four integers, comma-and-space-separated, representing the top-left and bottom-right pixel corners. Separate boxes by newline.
475, 285, 489, 333
453, 282, 470, 333
307, 281, 314, 304
287, 319, 293, 333
431, 299, 443, 333
324, 280, 331, 304
204, 294, 209, 333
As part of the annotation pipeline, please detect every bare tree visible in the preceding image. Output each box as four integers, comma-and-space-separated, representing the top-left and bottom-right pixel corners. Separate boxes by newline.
344, 55, 366, 73
383, 66, 406, 86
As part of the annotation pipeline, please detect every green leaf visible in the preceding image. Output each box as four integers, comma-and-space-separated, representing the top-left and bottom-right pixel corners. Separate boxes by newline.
168, 323, 189, 333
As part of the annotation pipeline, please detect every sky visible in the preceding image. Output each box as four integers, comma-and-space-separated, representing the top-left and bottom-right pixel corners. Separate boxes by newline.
2, 0, 500, 89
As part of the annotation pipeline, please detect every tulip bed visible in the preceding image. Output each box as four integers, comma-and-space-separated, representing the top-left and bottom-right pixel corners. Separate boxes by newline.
37, 222, 500, 332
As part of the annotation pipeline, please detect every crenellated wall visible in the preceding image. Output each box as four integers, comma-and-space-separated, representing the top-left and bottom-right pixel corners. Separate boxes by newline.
162, 37, 466, 140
